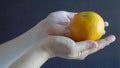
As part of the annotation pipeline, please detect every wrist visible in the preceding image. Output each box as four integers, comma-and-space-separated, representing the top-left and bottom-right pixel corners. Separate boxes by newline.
24, 41, 51, 67
34, 41, 51, 59
38, 37, 57, 58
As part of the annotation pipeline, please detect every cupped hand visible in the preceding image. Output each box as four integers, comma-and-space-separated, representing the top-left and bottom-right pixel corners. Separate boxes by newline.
40, 11, 116, 60
42, 11, 109, 37
43, 35, 115, 60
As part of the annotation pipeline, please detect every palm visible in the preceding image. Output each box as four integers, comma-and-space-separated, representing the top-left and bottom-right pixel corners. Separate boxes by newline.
44, 35, 115, 60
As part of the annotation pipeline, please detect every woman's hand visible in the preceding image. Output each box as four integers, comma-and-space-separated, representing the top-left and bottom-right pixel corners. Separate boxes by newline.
40, 11, 76, 37
41, 11, 108, 37
39, 11, 116, 60
42, 35, 115, 60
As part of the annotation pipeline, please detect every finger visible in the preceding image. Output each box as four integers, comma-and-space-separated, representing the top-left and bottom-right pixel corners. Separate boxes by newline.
104, 21, 109, 27
77, 35, 116, 60
97, 35, 116, 49
103, 21, 109, 35
87, 35, 116, 54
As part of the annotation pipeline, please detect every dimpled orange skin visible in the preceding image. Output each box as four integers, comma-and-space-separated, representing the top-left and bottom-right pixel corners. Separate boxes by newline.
69, 11, 105, 41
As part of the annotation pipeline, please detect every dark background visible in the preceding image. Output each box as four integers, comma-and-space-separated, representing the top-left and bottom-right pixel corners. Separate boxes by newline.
0, 0, 120, 68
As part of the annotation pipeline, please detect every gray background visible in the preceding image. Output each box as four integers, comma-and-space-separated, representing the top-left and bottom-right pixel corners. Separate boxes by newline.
0, 0, 120, 68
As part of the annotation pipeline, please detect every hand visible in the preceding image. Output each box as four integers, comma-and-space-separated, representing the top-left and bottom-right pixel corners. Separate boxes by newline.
42, 35, 115, 60
41, 11, 109, 37
38, 11, 116, 60
41, 11, 76, 37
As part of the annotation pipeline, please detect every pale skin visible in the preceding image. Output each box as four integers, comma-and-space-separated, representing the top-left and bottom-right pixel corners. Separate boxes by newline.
0, 11, 116, 68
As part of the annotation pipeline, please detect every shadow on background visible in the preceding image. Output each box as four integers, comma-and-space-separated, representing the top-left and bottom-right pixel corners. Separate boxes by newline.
0, 0, 120, 68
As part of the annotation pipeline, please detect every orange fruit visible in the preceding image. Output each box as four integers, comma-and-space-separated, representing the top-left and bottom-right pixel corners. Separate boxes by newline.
69, 11, 105, 41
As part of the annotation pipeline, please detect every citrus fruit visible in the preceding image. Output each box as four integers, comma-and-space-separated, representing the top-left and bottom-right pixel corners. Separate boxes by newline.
69, 11, 105, 41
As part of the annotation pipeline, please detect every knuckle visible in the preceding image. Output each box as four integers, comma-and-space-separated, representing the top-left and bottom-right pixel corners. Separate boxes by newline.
48, 12, 55, 17
49, 11, 67, 16
57, 11, 67, 13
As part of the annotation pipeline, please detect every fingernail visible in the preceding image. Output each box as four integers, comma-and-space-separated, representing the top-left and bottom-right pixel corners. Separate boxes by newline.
104, 21, 109, 27
106, 35, 116, 42
110, 35, 116, 42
